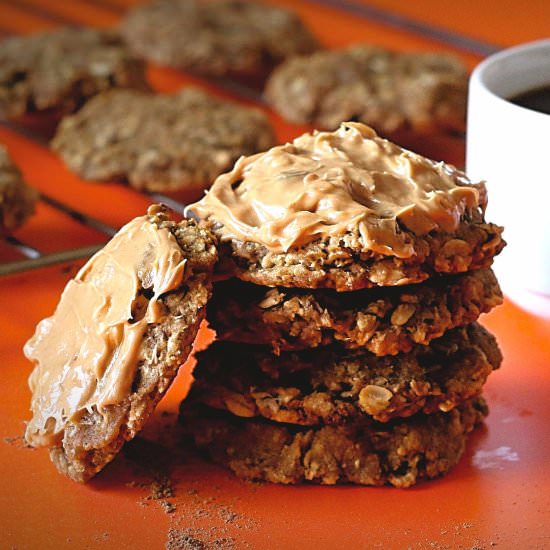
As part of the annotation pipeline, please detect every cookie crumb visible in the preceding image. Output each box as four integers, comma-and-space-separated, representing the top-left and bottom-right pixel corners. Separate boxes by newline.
160, 500, 176, 514
218, 507, 238, 525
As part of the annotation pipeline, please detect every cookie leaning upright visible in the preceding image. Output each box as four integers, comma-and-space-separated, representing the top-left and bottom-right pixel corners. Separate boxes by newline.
24, 205, 217, 482
0, 28, 148, 120
186, 122, 505, 291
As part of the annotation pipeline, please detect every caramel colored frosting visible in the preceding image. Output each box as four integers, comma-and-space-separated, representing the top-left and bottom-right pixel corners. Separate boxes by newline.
25, 207, 187, 447
186, 122, 481, 258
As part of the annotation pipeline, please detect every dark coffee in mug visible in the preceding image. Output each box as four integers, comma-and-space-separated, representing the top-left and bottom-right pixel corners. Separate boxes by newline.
510, 85, 550, 115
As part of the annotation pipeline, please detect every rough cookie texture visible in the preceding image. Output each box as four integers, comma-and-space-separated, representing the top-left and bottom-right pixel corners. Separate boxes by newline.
208, 269, 502, 354
120, 0, 319, 77
190, 323, 501, 424
265, 45, 468, 135
51, 88, 275, 193
214, 219, 504, 291
0, 28, 148, 119
25, 206, 217, 482
181, 397, 487, 487
0, 145, 37, 233
187, 122, 505, 290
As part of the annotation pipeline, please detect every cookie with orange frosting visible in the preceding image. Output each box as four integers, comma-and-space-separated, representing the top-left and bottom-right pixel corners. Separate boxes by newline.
187, 323, 501, 425
24, 205, 217, 482
120, 0, 319, 78
51, 88, 275, 194
180, 396, 488, 487
207, 268, 502, 354
265, 45, 467, 135
186, 122, 504, 291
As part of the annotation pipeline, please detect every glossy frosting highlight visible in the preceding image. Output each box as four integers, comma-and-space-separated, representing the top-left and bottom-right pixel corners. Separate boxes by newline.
24, 210, 187, 447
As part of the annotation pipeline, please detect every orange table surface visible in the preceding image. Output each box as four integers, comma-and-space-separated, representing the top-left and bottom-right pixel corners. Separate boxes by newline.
1, 1, 550, 549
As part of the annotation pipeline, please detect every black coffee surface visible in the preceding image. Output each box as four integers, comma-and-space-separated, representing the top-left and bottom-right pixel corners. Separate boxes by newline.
510, 85, 550, 115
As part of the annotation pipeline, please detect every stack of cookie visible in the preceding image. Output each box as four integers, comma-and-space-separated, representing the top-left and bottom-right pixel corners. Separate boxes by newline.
181, 122, 505, 487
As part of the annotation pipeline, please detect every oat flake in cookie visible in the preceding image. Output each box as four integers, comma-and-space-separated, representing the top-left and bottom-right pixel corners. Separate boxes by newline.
186, 122, 505, 291
0, 145, 37, 233
265, 45, 468, 135
0, 28, 148, 120
120, 0, 319, 78
24, 205, 217, 482
51, 88, 275, 194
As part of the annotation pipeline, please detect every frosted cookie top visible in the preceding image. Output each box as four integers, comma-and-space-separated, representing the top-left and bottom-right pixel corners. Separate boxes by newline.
25, 206, 189, 447
187, 122, 482, 258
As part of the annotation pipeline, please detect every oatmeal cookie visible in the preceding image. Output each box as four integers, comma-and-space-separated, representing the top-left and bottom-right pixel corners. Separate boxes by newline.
265, 45, 467, 135
24, 205, 217, 482
189, 323, 501, 424
120, 0, 319, 77
51, 87, 275, 194
187, 123, 504, 291
0, 145, 37, 233
208, 269, 502, 354
180, 397, 488, 487
0, 27, 148, 119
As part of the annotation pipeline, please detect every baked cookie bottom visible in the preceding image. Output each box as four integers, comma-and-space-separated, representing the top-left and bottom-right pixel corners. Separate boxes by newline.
208, 268, 502, 354
0, 145, 37, 233
51, 88, 275, 194
214, 219, 504, 291
180, 397, 487, 487
190, 323, 501, 425
42, 210, 218, 482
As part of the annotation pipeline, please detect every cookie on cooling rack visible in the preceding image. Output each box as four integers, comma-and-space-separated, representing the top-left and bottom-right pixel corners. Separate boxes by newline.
0, 27, 148, 119
51, 87, 275, 194
120, 0, 319, 77
0, 145, 37, 233
265, 45, 468, 135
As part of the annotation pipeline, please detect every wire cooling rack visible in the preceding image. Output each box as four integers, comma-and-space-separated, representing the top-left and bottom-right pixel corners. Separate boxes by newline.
0, 0, 499, 277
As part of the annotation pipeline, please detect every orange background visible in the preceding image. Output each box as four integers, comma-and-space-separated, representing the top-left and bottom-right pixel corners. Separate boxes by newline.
1, 1, 550, 549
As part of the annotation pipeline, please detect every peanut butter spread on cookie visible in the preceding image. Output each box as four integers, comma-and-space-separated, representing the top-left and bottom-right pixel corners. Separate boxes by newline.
187, 122, 481, 257
25, 209, 187, 447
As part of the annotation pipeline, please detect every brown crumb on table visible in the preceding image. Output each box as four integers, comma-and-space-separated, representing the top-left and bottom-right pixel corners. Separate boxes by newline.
166, 527, 235, 550
218, 507, 238, 525
160, 500, 177, 514
147, 477, 174, 500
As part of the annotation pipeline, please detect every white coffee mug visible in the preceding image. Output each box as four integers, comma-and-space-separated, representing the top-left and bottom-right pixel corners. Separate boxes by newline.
466, 38, 550, 318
